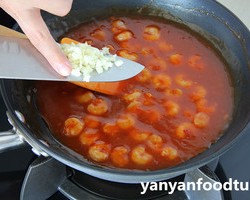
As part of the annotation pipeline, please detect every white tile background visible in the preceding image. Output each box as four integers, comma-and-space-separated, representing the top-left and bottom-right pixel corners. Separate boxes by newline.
217, 0, 250, 29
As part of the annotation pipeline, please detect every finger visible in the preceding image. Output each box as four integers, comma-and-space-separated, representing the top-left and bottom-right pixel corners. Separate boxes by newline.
15, 8, 72, 76
32, 0, 73, 16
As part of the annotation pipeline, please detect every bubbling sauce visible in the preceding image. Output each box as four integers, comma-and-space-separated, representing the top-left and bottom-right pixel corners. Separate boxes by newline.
36, 16, 233, 170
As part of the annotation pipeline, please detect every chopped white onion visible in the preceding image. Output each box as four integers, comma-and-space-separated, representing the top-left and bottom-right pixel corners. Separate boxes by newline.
60, 42, 123, 81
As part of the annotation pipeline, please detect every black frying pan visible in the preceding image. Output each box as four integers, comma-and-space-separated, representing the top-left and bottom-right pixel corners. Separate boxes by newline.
1, 0, 250, 183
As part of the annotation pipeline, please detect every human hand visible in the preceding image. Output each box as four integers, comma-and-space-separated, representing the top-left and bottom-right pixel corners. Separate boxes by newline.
0, 0, 73, 76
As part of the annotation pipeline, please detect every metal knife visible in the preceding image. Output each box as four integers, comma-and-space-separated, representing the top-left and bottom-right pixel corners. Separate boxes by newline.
0, 27, 144, 82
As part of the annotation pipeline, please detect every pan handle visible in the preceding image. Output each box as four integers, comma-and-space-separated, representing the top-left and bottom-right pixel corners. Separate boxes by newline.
0, 111, 27, 153
0, 111, 49, 156
0, 128, 26, 153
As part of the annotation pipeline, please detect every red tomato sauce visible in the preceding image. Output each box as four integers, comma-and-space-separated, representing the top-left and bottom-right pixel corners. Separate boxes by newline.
36, 16, 233, 170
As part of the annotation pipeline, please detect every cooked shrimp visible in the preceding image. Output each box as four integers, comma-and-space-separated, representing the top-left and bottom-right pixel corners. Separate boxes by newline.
117, 113, 135, 129
147, 134, 163, 151
143, 25, 160, 41
164, 100, 180, 117
193, 112, 210, 128
136, 68, 152, 83
117, 49, 138, 61
88, 142, 111, 162
188, 55, 205, 69
115, 31, 133, 42
84, 115, 101, 128
75, 91, 95, 104
153, 74, 171, 90
131, 146, 153, 165
103, 122, 120, 136
130, 129, 151, 142
169, 53, 183, 65
175, 74, 193, 88
139, 109, 161, 124
87, 98, 108, 115
190, 86, 207, 102
148, 57, 167, 71
176, 122, 196, 138
79, 129, 100, 146
165, 88, 183, 97
161, 146, 178, 160
64, 117, 84, 137
111, 19, 127, 33
111, 146, 129, 167
126, 101, 142, 112
196, 99, 216, 114
123, 91, 141, 103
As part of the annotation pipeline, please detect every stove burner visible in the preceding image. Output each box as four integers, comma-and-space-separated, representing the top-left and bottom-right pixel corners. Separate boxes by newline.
19, 156, 223, 200
71, 170, 184, 200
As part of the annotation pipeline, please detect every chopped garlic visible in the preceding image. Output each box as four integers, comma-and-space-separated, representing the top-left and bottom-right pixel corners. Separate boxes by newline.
60, 42, 123, 81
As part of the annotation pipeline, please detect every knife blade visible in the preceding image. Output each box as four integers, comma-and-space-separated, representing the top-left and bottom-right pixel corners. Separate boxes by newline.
0, 35, 144, 82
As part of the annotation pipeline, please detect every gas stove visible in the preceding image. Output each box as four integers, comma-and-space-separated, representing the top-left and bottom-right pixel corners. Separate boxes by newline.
1, 1, 250, 199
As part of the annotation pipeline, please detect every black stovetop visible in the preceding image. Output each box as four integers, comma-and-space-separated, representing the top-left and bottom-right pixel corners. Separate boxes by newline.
1, 8, 250, 200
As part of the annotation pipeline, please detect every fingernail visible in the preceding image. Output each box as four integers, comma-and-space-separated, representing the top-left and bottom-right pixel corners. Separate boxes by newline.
54, 62, 72, 76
